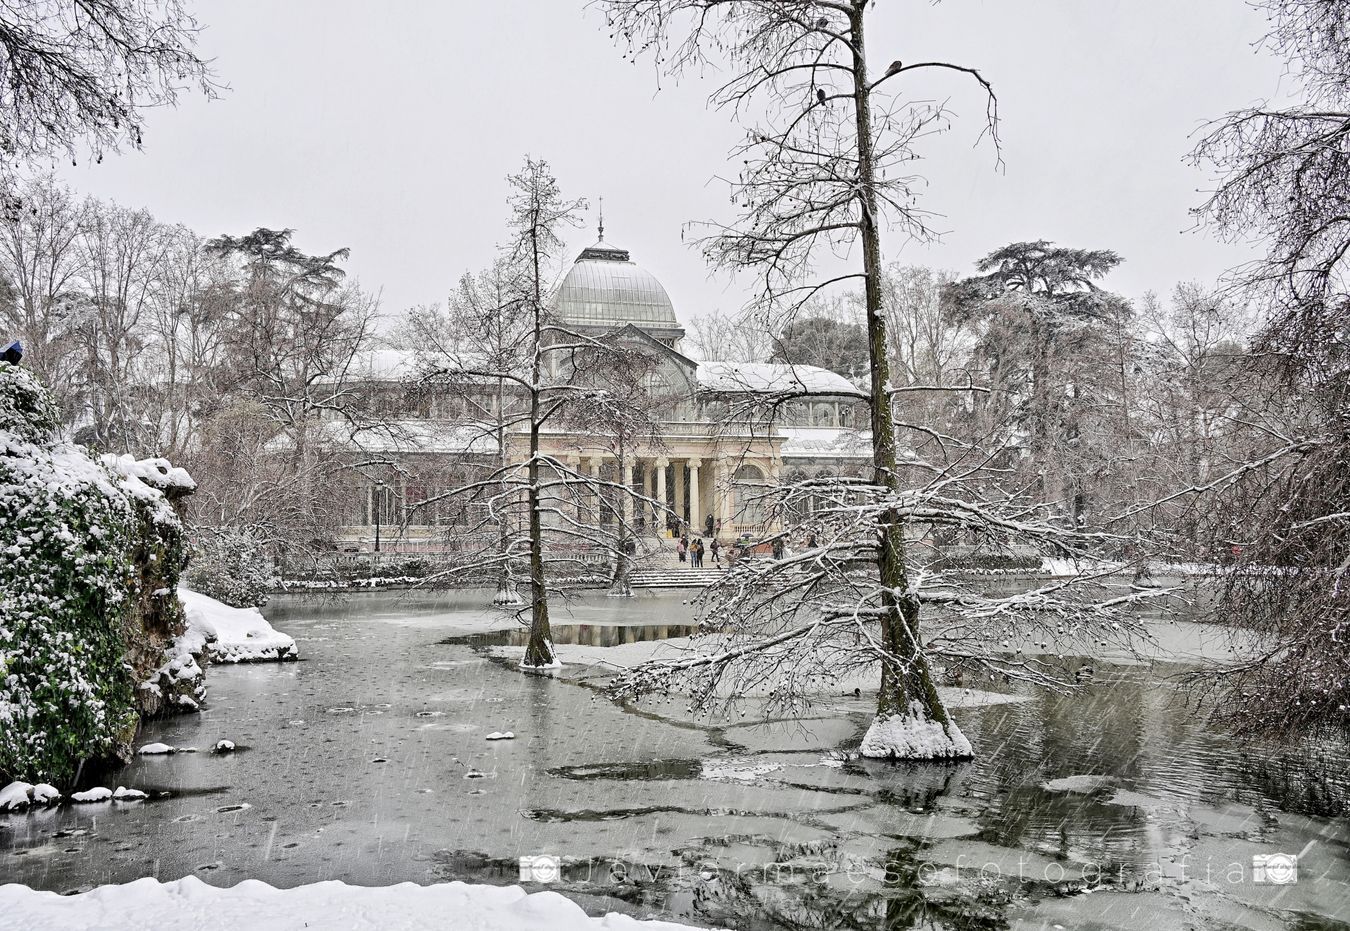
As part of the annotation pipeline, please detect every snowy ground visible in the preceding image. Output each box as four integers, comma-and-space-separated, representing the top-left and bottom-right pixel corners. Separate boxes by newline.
0, 875, 710, 930
179, 588, 298, 663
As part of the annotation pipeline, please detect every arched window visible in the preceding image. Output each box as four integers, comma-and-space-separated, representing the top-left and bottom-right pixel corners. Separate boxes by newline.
732, 463, 768, 528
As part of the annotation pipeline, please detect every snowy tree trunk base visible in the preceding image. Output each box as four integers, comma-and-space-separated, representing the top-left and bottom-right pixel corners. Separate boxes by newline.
520, 637, 561, 671
859, 709, 973, 761
491, 584, 524, 607
518, 657, 563, 672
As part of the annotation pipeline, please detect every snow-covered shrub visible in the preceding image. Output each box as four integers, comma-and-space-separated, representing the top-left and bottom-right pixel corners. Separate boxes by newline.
183, 526, 276, 608
0, 364, 199, 786
0, 361, 59, 440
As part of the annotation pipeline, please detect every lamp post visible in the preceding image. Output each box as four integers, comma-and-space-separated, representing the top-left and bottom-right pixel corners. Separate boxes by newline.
373, 479, 385, 554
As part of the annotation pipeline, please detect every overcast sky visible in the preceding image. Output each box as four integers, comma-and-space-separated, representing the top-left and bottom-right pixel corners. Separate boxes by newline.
57, 0, 1287, 326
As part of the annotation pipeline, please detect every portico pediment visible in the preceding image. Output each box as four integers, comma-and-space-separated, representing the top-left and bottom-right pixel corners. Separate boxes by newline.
602, 323, 700, 397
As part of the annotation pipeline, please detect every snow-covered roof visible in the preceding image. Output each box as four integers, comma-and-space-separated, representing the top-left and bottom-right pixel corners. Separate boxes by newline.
270, 420, 499, 456
347, 347, 510, 385
555, 242, 682, 333
348, 348, 416, 381
695, 361, 862, 397
777, 427, 873, 459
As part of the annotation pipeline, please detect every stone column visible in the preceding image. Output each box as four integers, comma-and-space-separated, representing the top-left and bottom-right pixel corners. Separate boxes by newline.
622, 461, 634, 527
723, 465, 734, 529
688, 458, 702, 537
714, 460, 728, 534
655, 458, 668, 536
587, 456, 603, 526
674, 460, 686, 528
642, 460, 655, 531
565, 455, 582, 526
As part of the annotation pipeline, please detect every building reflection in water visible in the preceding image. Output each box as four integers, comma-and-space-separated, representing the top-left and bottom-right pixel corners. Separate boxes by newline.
496, 623, 699, 648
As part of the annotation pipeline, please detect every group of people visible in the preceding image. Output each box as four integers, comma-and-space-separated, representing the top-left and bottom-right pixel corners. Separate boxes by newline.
676, 534, 720, 568
670, 521, 822, 569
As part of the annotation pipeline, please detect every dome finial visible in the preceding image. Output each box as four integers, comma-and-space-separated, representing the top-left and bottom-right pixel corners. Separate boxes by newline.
597, 195, 605, 243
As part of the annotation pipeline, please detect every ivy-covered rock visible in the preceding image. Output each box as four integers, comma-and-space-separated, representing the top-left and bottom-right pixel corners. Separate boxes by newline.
102, 455, 204, 718
0, 364, 200, 786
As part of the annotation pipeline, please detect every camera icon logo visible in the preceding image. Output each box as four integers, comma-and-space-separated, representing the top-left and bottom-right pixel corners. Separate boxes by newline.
519, 854, 562, 883
1252, 853, 1298, 884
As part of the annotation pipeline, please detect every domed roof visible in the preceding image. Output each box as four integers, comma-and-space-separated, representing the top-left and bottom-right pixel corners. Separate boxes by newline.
554, 242, 681, 332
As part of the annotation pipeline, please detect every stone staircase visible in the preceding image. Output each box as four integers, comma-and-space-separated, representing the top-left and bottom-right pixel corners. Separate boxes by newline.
628, 534, 727, 588
630, 566, 724, 589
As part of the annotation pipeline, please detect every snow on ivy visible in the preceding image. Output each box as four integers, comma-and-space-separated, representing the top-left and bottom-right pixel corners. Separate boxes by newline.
0, 363, 197, 786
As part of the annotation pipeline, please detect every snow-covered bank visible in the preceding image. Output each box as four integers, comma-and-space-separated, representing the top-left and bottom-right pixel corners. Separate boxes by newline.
0, 875, 713, 930
178, 589, 298, 663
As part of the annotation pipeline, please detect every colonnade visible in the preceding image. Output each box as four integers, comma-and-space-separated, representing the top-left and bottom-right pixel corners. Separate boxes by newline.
565, 454, 744, 536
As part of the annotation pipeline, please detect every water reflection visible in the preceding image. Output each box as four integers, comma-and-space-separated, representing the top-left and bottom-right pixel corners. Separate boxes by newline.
0, 591, 1345, 931
466, 622, 699, 648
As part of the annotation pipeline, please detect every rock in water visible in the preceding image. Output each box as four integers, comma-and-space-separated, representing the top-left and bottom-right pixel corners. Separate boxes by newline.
0, 782, 34, 812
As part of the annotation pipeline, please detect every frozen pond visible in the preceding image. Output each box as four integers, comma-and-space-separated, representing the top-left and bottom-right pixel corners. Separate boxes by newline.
1, 590, 1347, 930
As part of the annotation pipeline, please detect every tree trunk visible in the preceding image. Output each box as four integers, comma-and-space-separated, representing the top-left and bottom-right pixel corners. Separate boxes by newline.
609, 444, 633, 597
522, 452, 556, 667
850, 1, 969, 760
521, 219, 556, 669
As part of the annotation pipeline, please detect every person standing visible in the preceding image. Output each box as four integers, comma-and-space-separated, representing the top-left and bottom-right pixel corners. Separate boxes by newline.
710, 538, 721, 567
677, 537, 687, 563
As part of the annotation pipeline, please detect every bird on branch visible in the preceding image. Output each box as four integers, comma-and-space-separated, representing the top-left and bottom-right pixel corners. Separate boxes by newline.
886, 60, 903, 77
816, 88, 827, 106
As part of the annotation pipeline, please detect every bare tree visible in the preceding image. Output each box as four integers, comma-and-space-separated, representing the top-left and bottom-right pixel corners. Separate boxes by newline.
1182, 0, 1350, 737
507, 159, 587, 667
199, 228, 380, 556
140, 224, 231, 461
687, 306, 777, 362
1126, 285, 1255, 544
0, 175, 86, 415
882, 264, 970, 391
562, 343, 673, 597
73, 197, 176, 449
398, 259, 532, 606
597, 0, 1012, 758
404, 158, 662, 668
0, 0, 217, 184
